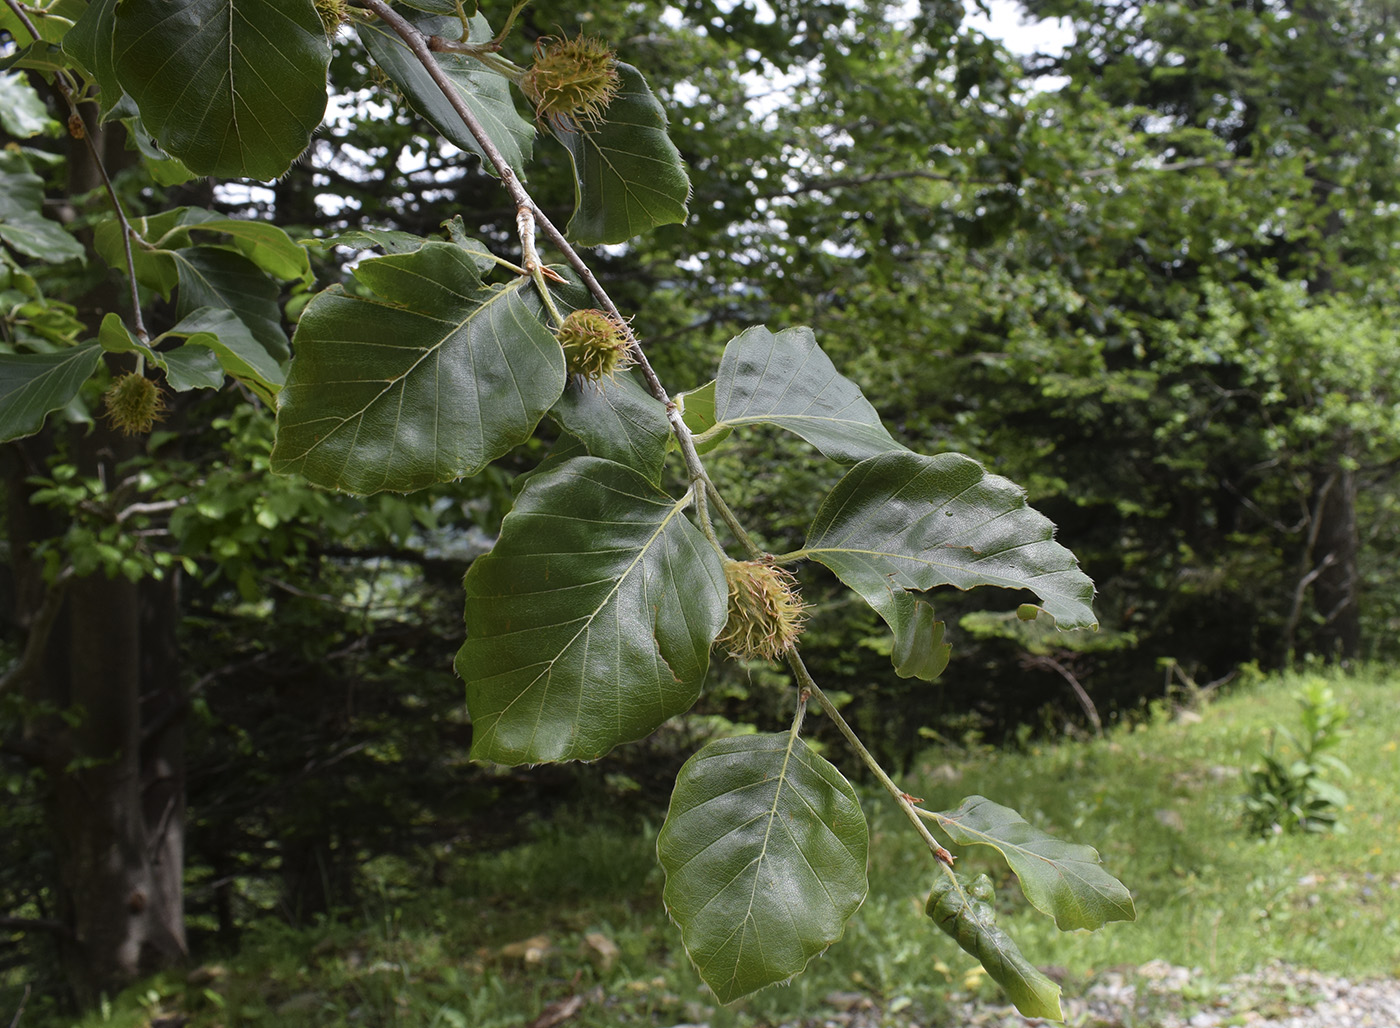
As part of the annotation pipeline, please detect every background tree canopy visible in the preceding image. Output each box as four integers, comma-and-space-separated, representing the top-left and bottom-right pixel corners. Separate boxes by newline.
2, 0, 1397, 1015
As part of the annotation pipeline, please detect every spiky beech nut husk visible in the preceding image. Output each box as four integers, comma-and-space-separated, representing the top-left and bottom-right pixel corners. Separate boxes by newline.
717, 559, 807, 662
314, 0, 347, 33
557, 308, 633, 381
521, 34, 620, 127
103, 373, 167, 436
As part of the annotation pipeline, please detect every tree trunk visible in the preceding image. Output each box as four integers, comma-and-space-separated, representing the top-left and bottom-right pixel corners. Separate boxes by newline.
44, 574, 186, 1006
5, 423, 188, 1007
1311, 464, 1361, 660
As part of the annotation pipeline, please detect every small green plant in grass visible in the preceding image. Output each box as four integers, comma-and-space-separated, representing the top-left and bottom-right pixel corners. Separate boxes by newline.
1243, 679, 1351, 836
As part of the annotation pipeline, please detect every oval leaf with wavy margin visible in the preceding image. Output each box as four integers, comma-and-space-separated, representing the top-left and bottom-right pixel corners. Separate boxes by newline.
708, 326, 905, 464
926, 872, 1062, 1020
271, 242, 564, 494
358, 12, 532, 179
0, 151, 84, 263
63, 0, 123, 119
113, 0, 330, 180
550, 372, 670, 483
800, 451, 1096, 678
652, 733, 862, 1008
458, 457, 726, 764
657, 732, 869, 1004
555, 63, 690, 246
0, 343, 102, 443
929, 796, 1135, 931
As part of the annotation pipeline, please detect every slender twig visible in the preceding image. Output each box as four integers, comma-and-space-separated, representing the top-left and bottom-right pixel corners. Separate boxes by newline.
489, 0, 532, 48
356, 0, 718, 493
7, 983, 30, 1028
2, 0, 148, 342
360, 7, 972, 902
787, 651, 957, 871
703, 480, 763, 558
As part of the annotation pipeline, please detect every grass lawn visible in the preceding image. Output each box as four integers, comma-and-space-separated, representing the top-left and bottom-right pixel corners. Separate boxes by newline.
57, 667, 1400, 1027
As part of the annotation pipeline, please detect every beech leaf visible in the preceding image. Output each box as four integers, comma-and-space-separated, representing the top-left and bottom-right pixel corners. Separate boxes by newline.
926, 872, 1063, 1020
63, 0, 123, 119
929, 796, 1136, 931
801, 451, 1097, 679
657, 733, 869, 1003
113, 0, 330, 180
549, 372, 671, 483
708, 326, 905, 463
0, 344, 102, 443
271, 242, 565, 494
358, 12, 533, 179
556, 63, 690, 246
458, 457, 726, 764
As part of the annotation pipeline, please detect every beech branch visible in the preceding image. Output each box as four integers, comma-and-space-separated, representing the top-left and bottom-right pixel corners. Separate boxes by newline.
2, 0, 148, 342
355, 0, 759, 551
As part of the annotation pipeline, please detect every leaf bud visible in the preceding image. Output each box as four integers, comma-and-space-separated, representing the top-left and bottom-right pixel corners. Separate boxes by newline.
103, 373, 167, 436
556, 308, 633, 382
521, 34, 620, 128
717, 559, 807, 662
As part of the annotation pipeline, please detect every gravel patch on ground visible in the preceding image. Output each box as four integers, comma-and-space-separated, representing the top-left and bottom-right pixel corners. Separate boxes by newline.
667, 962, 1400, 1028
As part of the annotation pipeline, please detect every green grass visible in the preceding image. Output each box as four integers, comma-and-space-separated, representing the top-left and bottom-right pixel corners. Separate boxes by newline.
60, 666, 1400, 1027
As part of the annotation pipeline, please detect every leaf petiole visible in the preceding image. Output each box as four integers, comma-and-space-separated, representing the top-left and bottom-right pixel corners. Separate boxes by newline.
789, 653, 958, 870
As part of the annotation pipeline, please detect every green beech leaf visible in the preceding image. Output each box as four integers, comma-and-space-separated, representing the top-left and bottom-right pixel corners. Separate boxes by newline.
926, 872, 1063, 1020
0, 0, 79, 44
272, 242, 565, 494
0, 151, 85, 263
113, 0, 330, 180
397, 0, 472, 14
801, 451, 1097, 679
168, 307, 285, 403
0, 343, 102, 442
93, 209, 187, 297
97, 312, 230, 394
98, 312, 153, 358
557, 63, 690, 246
458, 456, 726, 764
181, 219, 312, 285
63, 0, 123, 119
95, 208, 309, 300
357, 13, 533, 179
676, 379, 731, 455
889, 595, 951, 680
159, 345, 225, 392
0, 71, 58, 138
550, 372, 670, 482
326, 228, 435, 256
657, 732, 869, 1004
0, 42, 69, 76
171, 247, 289, 361
708, 326, 905, 464
929, 796, 1135, 931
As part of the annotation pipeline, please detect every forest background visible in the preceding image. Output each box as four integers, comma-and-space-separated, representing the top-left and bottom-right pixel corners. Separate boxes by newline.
2, 0, 1399, 1017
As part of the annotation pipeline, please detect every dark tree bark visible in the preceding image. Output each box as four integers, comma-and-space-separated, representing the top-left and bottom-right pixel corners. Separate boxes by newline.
1311, 465, 1361, 660
4, 423, 188, 1008
1, 110, 188, 1007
